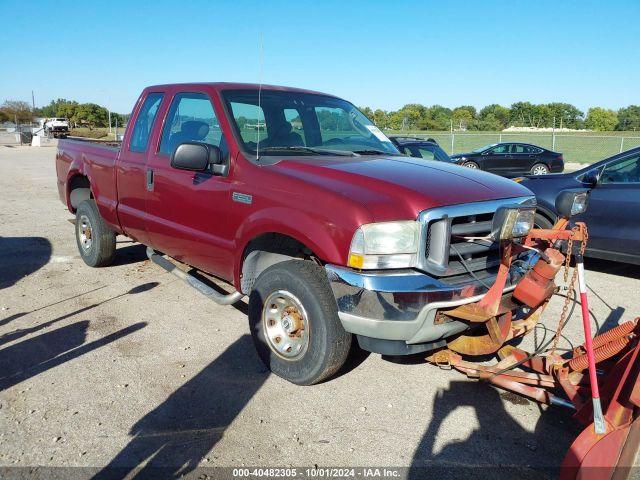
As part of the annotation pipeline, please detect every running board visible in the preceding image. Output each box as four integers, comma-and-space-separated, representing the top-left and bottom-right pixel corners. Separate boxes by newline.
146, 247, 244, 306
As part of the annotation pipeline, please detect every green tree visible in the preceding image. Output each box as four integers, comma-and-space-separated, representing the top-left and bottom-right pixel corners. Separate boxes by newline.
478, 104, 510, 129
0, 100, 33, 123
545, 103, 583, 129
75, 103, 109, 128
452, 106, 476, 130
617, 105, 640, 131
373, 109, 389, 128
585, 107, 618, 131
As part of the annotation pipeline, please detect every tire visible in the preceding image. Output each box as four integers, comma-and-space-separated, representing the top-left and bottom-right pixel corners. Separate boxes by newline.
248, 260, 352, 385
462, 161, 480, 169
531, 163, 549, 175
534, 212, 554, 230
75, 200, 116, 267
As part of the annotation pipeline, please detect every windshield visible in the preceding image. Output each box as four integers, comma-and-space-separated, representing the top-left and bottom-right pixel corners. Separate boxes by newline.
221, 89, 399, 157
472, 143, 497, 153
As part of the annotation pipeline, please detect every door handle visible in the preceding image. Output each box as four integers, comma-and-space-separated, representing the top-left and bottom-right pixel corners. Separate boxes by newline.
146, 169, 154, 191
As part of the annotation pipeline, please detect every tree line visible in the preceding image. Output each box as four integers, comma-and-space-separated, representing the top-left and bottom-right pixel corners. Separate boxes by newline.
359, 103, 640, 132
0, 98, 128, 129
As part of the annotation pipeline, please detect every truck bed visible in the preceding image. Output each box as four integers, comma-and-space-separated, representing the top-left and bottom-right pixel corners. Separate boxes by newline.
56, 138, 121, 230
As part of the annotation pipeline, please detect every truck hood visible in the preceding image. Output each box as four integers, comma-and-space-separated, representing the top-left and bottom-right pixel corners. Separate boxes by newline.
269, 155, 533, 221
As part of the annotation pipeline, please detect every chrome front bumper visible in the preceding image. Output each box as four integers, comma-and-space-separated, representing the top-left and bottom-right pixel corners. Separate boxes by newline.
326, 260, 531, 346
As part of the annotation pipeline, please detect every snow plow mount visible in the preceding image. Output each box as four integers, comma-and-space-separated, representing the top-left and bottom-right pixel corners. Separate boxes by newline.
426, 217, 640, 479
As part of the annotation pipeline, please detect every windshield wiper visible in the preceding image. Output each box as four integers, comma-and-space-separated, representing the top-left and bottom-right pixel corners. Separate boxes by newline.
260, 146, 354, 156
353, 149, 391, 156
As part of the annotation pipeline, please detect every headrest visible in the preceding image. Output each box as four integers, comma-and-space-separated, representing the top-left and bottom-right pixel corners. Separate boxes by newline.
181, 121, 209, 140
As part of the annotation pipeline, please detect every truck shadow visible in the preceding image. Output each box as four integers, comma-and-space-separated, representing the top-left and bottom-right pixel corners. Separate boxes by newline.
0, 236, 52, 290
409, 380, 579, 480
94, 334, 269, 479
0, 320, 146, 391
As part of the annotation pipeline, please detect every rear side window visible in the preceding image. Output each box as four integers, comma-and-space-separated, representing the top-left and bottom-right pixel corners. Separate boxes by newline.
129, 93, 163, 153
159, 93, 222, 156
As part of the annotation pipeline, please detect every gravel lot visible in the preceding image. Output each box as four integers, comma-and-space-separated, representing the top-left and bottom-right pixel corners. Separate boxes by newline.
1, 145, 639, 479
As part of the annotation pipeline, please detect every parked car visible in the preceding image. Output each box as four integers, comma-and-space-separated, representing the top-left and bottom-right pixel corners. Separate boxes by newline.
516, 147, 640, 265
44, 118, 70, 138
389, 136, 452, 163
450, 142, 564, 177
55, 82, 536, 385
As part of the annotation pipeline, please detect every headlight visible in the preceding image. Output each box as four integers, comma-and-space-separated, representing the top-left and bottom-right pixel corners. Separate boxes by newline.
348, 221, 420, 269
492, 206, 536, 240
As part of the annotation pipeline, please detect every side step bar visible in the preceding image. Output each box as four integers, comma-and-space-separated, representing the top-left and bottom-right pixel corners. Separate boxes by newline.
146, 247, 244, 306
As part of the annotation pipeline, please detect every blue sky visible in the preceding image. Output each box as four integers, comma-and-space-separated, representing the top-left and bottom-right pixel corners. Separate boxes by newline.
1, 0, 638, 114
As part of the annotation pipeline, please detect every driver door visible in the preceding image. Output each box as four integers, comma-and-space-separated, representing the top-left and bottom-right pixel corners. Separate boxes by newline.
577, 152, 640, 258
483, 144, 512, 174
145, 91, 234, 280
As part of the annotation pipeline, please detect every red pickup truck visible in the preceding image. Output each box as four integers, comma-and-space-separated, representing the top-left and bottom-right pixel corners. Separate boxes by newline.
56, 82, 536, 385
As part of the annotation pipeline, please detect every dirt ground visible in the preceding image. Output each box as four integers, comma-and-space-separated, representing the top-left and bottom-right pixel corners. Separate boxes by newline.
1, 144, 639, 479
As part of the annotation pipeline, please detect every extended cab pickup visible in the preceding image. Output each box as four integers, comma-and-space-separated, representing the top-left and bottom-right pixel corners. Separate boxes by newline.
56, 83, 535, 385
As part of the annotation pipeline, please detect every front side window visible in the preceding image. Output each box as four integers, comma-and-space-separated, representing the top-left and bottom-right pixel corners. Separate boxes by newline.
159, 93, 222, 156
491, 144, 511, 154
601, 154, 640, 184
130, 93, 163, 152
222, 89, 399, 157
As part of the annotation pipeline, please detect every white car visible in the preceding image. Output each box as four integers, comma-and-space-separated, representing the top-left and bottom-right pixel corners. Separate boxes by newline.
44, 118, 70, 138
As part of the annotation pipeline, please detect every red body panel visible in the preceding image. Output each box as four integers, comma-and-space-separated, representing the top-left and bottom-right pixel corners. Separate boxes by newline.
56, 82, 533, 290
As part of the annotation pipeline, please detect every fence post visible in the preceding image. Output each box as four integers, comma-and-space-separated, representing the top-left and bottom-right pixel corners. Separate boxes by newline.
620, 137, 625, 153
450, 119, 454, 154
499, 132, 502, 142
552, 116, 556, 151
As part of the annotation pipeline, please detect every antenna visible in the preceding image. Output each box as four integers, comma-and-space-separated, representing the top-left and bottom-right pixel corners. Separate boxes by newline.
256, 32, 264, 161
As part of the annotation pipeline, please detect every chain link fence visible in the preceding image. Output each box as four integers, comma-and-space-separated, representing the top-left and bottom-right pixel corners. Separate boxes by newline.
394, 132, 640, 165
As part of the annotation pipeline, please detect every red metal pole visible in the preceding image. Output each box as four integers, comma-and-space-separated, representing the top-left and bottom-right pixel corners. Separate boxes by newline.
576, 253, 606, 434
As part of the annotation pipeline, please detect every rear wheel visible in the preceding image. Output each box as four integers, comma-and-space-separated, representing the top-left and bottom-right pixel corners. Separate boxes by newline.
75, 200, 116, 267
531, 163, 549, 175
462, 161, 479, 169
248, 260, 351, 385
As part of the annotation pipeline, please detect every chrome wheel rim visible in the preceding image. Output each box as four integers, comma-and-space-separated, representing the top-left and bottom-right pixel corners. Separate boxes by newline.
78, 214, 93, 251
532, 165, 548, 175
262, 290, 309, 360
464, 162, 478, 169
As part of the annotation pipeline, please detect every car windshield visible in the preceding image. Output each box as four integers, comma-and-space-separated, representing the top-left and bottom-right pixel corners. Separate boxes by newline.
222, 89, 400, 157
472, 143, 497, 153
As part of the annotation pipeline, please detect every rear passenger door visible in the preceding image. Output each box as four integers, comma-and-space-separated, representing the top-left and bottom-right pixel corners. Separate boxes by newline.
116, 91, 164, 245
144, 91, 234, 279
509, 144, 532, 176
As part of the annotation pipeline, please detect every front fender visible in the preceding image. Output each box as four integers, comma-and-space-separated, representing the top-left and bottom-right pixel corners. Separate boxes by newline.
232, 206, 357, 288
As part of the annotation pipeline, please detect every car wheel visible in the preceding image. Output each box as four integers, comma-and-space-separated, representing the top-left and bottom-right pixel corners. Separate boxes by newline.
531, 163, 549, 175
75, 200, 116, 267
534, 213, 554, 230
462, 161, 480, 169
248, 260, 352, 385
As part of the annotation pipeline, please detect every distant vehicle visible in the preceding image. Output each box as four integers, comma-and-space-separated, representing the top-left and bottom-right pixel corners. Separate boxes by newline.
517, 147, 640, 265
44, 118, 70, 138
450, 142, 564, 177
389, 136, 452, 163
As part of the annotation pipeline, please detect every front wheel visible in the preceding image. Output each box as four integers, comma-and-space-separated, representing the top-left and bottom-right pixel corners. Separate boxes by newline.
75, 200, 116, 267
531, 163, 549, 175
248, 260, 352, 385
462, 161, 480, 169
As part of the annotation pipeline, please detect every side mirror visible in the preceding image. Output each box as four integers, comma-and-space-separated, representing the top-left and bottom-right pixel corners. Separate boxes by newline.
581, 168, 600, 187
171, 142, 223, 174
555, 189, 589, 219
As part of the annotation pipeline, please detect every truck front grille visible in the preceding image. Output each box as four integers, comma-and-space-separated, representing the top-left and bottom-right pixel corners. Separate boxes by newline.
417, 197, 535, 277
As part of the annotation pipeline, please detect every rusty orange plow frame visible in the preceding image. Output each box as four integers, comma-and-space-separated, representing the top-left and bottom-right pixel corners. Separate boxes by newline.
426, 218, 640, 479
